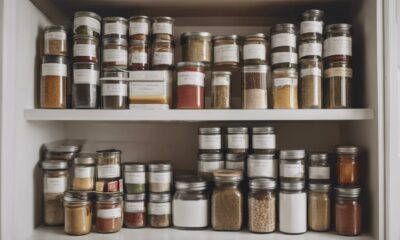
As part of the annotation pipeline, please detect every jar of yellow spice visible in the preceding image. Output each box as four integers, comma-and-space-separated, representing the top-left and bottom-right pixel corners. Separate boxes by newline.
272, 67, 298, 109
71, 153, 96, 191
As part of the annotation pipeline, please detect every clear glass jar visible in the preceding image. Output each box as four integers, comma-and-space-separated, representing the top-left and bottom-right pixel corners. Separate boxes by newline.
96, 150, 122, 192
212, 71, 231, 109
64, 191, 92, 235
95, 192, 123, 233
308, 183, 330, 231
73, 35, 99, 63
272, 67, 298, 109
324, 60, 352, 108
300, 58, 322, 109
247, 154, 277, 179
243, 33, 267, 65
73, 11, 102, 38
152, 16, 175, 35
198, 127, 222, 154
198, 153, 224, 181
71, 153, 96, 191
299, 36, 322, 60
100, 71, 129, 109
102, 37, 128, 70
271, 23, 297, 69
41, 160, 68, 226
279, 149, 306, 181
335, 187, 362, 236
173, 177, 209, 229
123, 163, 146, 194
324, 24, 352, 63
251, 126, 276, 154
73, 62, 99, 109
124, 193, 146, 228
248, 178, 276, 233
300, 9, 324, 39
128, 40, 149, 70
44, 25, 68, 56
176, 62, 205, 109
151, 36, 175, 70
225, 153, 246, 173
148, 162, 172, 193
336, 146, 360, 186
181, 32, 212, 64
279, 181, 307, 234
213, 35, 241, 67
149, 193, 172, 228
309, 153, 330, 182
40, 55, 68, 109
43, 144, 81, 161
129, 16, 150, 41
226, 127, 249, 154
242, 65, 268, 109
212, 170, 243, 231
103, 17, 128, 39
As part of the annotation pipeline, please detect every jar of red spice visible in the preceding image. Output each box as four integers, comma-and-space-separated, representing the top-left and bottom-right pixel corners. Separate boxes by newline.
95, 192, 123, 233
124, 193, 146, 228
176, 62, 205, 109
335, 187, 362, 236
336, 146, 360, 186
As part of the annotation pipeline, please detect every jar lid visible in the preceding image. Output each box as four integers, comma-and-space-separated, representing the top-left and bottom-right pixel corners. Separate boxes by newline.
44, 25, 66, 32
148, 162, 172, 171
149, 193, 171, 202
181, 32, 212, 39
64, 191, 90, 202
103, 16, 128, 22
335, 187, 361, 198
272, 23, 297, 33
101, 70, 129, 79
74, 11, 102, 21
336, 146, 359, 155
125, 193, 146, 201
198, 127, 221, 134
177, 61, 205, 68
129, 15, 150, 20
129, 39, 148, 45
302, 9, 324, 19
243, 65, 268, 72
280, 149, 306, 159
153, 16, 175, 22
326, 23, 352, 32
226, 153, 246, 161
249, 178, 276, 190
248, 154, 275, 161
280, 181, 305, 191
96, 192, 123, 202
96, 149, 122, 157
309, 183, 330, 192
124, 163, 146, 171
175, 177, 207, 190
252, 126, 275, 134
73, 34, 99, 42
245, 33, 266, 39
212, 71, 232, 76
227, 127, 248, 134
103, 37, 128, 46
74, 153, 96, 165
213, 169, 242, 182
213, 34, 240, 40
199, 153, 223, 161
41, 160, 68, 170
44, 144, 81, 153
309, 153, 329, 161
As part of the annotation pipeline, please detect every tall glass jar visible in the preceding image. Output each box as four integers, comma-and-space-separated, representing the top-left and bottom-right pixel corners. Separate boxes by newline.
226, 127, 249, 154
242, 65, 268, 109
73, 62, 99, 109
103, 17, 128, 39
279, 149, 306, 181
151, 36, 175, 70
73, 11, 101, 38
100, 71, 129, 109
309, 153, 330, 183
308, 183, 331, 231
148, 162, 172, 193
73, 35, 99, 63
64, 191, 92, 235
271, 23, 297, 69
123, 163, 146, 194
225, 153, 246, 173
335, 187, 362, 236
181, 32, 212, 64
336, 146, 360, 186
102, 37, 128, 70
149, 193, 172, 228
71, 153, 96, 191
129, 16, 150, 41
251, 126, 276, 154
247, 154, 277, 179
243, 33, 267, 65
124, 193, 146, 228
176, 62, 205, 109
324, 24, 352, 63
212, 71, 231, 109
44, 25, 68, 56
300, 9, 324, 38
95, 192, 123, 233
152, 16, 175, 36
300, 58, 322, 108
198, 127, 222, 154
324, 60, 352, 108
213, 35, 240, 67
128, 40, 149, 70
272, 67, 298, 109
198, 153, 224, 181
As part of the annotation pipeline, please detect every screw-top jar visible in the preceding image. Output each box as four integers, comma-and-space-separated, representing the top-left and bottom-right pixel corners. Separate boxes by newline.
225, 153, 246, 173
212, 71, 231, 109
102, 37, 128, 70
198, 153, 224, 181
176, 62, 205, 109
152, 16, 175, 36
43, 144, 81, 161
123, 163, 146, 194
96, 150, 122, 193
151, 36, 175, 70
73, 11, 102, 38
128, 40, 149, 70
309, 153, 330, 182
335, 187, 362, 236
129, 16, 150, 41
73, 62, 99, 109
95, 192, 123, 233
300, 58, 322, 109
226, 127, 249, 154
71, 153, 96, 191
324, 60, 352, 108
272, 67, 298, 109
124, 193, 146, 228
243, 33, 267, 65
324, 24, 352, 63
44, 25, 68, 56
271, 23, 297, 69
242, 65, 268, 109
299, 36, 322, 60
103, 17, 128, 39
149, 193, 172, 228
300, 9, 324, 38
64, 191, 92, 235
181, 32, 212, 64
148, 162, 172, 193
308, 183, 331, 231
279, 149, 306, 181
336, 146, 360, 186
247, 154, 277, 179
251, 127, 276, 154
198, 127, 222, 154
100, 71, 129, 109
73, 35, 99, 63
213, 35, 241, 67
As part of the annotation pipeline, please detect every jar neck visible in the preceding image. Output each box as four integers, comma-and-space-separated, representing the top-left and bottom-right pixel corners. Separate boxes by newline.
215, 181, 240, 188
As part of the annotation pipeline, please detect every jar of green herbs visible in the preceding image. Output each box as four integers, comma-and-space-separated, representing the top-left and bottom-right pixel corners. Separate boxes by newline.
123, 163, 146, 194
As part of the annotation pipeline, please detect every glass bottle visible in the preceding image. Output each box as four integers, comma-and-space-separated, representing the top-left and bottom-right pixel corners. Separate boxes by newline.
308, 153, 330, 183
128, 40, 149, 70
44, 25, 68, 56
271, 23, 297, 69
335, 187, 362, 236
242, 65, 268, 109
124, 193, 146, 228
123, 163, 146, 194
148, 193, 172, 228
148, 162, 172, 193
308, 183, 331, 231
211, 71, 231, 109
272, 67, 298, 109
243, 33, 267, 65
73, 62, 99, 109
336, 146, 360, 186
95, 192, 123, 233
213, 35, 241, 67
71, 153, 96, 191
73, 35, 99, 63
247, 154, 277, 179
100, 71, 129, 109
64, 191, 92, 235
73, 11, 102, 38
129, 16, 150, 41
198, 127, 222, 154
176, 62, 205, 109
103, 17, 128, 39
300, 58, 322, 108
181, 32, 212, 65
198, 153, 224, 181
251, 126, 276, 154
279, 149, 306, 181
226, 127, 249, 154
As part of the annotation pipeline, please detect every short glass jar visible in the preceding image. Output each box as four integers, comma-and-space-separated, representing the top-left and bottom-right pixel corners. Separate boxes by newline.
129, 16, 150, 41
64, 191, 92, 236
148, 162, 172, 193
242, 65, 268, 109
176, 62, 205, 109
103, 17, 128, 39
73, 11, 102, 38
152, 16, 175, 35
198, 153, 224, 181
95, 192, 123, 233
71, 153, 96, 191
271, 23, 298, 69
213, 35, 241, 67
247, 154, 277, 179
198, 127, 222, 154
336, 146, 360, 186
279, 149, 306, 181
251, 126, 276, 154
300, 9, 324, 38
96, 149, 121, 180
149, 193, 172, 228
309, 153, 330, 182
272, 67, 298, 109
308, 183, 331, 231
43, 144, 81, 161
102, 37, 128, 70
299, 36, 322, 60
225, 153, 246, 173
73, 62, 99, 109
44, 25, 68, 56
248, 178, 277, 233
128, 40, 149, 70
324, 24, 352, 63
243, 33, 267, 65
335, 187, 362, 236
73, 35, 99, 63
124, 193, 146, 228
212, 71, 231, 109
324, 60, 352, 108
100, 71, 129, 109
151, 36, 175, 70
123, 163, 146, 194
300, 58, 322, 109
181, 32, 212, 64
226, 127, 249, 154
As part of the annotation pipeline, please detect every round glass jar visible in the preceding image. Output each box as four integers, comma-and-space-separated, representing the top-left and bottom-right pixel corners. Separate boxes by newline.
212, 71, 231, 109
71, 153, 96, 191
335, 187, 362, 236
128, 40, 149, 70
271, 23, 298, 69
123, 163, 146, 194
100, 71, 129, 109
324, 24, 352, 63
64, 191, 92, 235
43, 144, 81, 161
272, 67, 298, 109
248, 178, 276, 233
198, 153, 224, 181
226, 127, 249, 154
324, 60, 352, 108
73, 11, 101, 38
242, 65, 268, 109
151, 36, 175, 70
44, 25, 68, 56
309, 153, 330, 182
336, 146, 360, 186
279, 149, 306, 181
308, 183, 331, 232
243, 33, 267, 65
251, 126, 276, 154
102, 37, 128, 70
300, 9, 324, 38
198, 127, 222, 154
129, 16, 150, 41
181, 32, 212, 64
300, 58, 322, 109
124, 193, 146, 228
299, 36, 322, 60
149, 193, 172, 228
225, 153, 246, 173
213, 35, 240, 67
73, 62, 99, 109
247, 154, 277, 179
73, 35, 99, 63
103, 17, 128, 39
95, 192, 123, 233
96, 149, 121, 180
148, 162, 172, 193
176, 62, 205, 109
152, 16, 175, 36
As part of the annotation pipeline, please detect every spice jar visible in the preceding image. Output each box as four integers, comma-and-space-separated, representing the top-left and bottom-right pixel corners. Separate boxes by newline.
96, 149, 122, 192
335, 187, 362, 236
44, 25, 67, 56
212, 71, 231, 109
272, 67, 298, 109
300, 58, 322, 109
73, 11, 101, 38
95, 192, 123, 233
71, 153, 96, 191
336, 146, 360, 186
43, 144, 81, 161
181, 32, 212, 64
213, 35, 240, 67
300, 9, 324, 38
299, 36, 322, 60
242, 65, 268, 109
123, 163, 146, 194
324, 24, 352, 63
243, 33, 267, 65
279, 149, 306, 181
225, 153, 246, 173
173, 177, 209, 229
308, 183, 331, 231
149, 193, 172, 228
124, 193, 146, 228
148, 162, 172, 193
279, 181, 307, 234
103, 17, 128, 39
128, 40, 149, 70
73, 62, 99, 109
40, 55, 68, 109
198, 153, 224, 181
251, 126, 276, 154
212, 170, 243, 231
271, 23, 298, 69
309, 153, 330, 183
73, 35, 99, 63
248, 178, 276, 233
151, 36, 175, 70
100, 71, 129, 109
152, 16, 175, 36
324, 61, 352, 108
41, 160, 68, 226
64, 191, 92, 235
247, 154, 277, 179
226, 127, 249, 154
102, 37, 128, 70
129, 16, 150, 41
198, 127, 222, 154
176, 62, 205, 109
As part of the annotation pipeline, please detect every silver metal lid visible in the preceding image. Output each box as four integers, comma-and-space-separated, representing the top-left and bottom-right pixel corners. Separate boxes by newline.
302, 9, 324, 19
272, 23, 297, 33
213, 169, 243, 182
129, 15, 150, 21
213, 34, 239, 40
226, 153, 246, 161
44, 144, 81, 153
181, 32, 212, 39
103, 16, 128, 22
175, 177, 207, 190
252, 126, 275, 134
125, 193, 146, 201
249, 178, 276, 190
248, 154, 275, 161
149, 193, 171, 202
45, 25, 66, 32
212, 71, 232, 76
124, 163, 146, 172
243, 65, 268, 72
336, 146, 359, 155
148, 162, 172, 171
153, 16, 175, 22
74, 11, 102, 22
198, 127, 221, 134
309, 183, 330, 192
177, 61, 205, 68
96, 149, 122, 157
245, 33, 266, 39
96, 192, 123, 201
280, 149, 306, 159
103, 37, 128, 46
199, 153, 223, 161
309, 153, 329, 161
326, 23, 352, 32
74, 153, 96, 165
64, 191, 90, 202
227, 127, 248, 134
280, 181, 305, 191
336, 187, 361, 198
41, 160, 68, 170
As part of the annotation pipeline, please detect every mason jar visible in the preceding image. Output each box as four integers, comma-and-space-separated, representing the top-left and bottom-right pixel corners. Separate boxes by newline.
64, 191, 92, 235
279, 149, 306, 181
44, 25, 68, 56
243, 33, 267, 65
309, 153, 330, 183
272, 67, 298, 109
251, 126, 276, 154
242, 65, 268, 109
336, 146, 360, 186
103, 17, 128, 39
124, 193, 146, 228
300, 58, 322, 109
335, 187, 362, 236
308, 183, 331, 231
95, 192, 123, 233
181, 32, 212, 64
198, 153, 224, 181
226, 127, 249, 154
198, 127, 222, 154
148, 162, 172, 193
71, 153, 96, 191
149, 193, 172, 228
247, 154, 277, 179
213, 35, 241, 67
176, 62, 205, 109
96, 149, 121, 181
271, 23, 297, 69
123, 163, 146, 194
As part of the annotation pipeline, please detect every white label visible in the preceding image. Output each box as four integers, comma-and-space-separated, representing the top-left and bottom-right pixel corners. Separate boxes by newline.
198, 161, 224, 173
129, 22, 149, 35
299, 43, 322, 58
74, 16, 101, 33
324, 36, 352, 57
130, 82, 164, 97
271, 33, 296, 48
102, 83, 128, 96
129, 52, 148, 64
125, 172, 146, 184
198, 135, 221, 149
42, 63, 67, 77
45, 177, 67, 193
324, 67, 353, 78
130, 104, 169, 110
243, 44, 266, 60
153, 52, 174, 65
280, 163, 304, 178
97, 208, 122, 219
226, 161, 245, 171
125, 201, 145, 212
103, 49, 128, 65
97, 164, 121, 178
149, 172, 171, 184
74, 44, 97, 57
300, 21, 323, 34
272, 52, 298, 65
214, 45, 239, 63
153, 22, 172, 35
227, 134, 249, 149
74, 167, 92, 178
74, 69, 99, 85
104, 22, 127, 35
274, 78, 298, 87
149, 202, 171, 215
252, 134, 276, 149
212, 76, 230, 86
309, 166, 330, 179
300, 68, 322, 78
248, 159, 276, 178
173, 199, 208, 228
177, 72, 205, 86
45, 31, 66, 41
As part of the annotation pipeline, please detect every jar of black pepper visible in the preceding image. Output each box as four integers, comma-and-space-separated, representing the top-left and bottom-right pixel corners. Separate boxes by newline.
103, 17, 128, 39
324, 24, 352, 63
324, 60, 352, 108
213, 35, 241, 67
242, 65, 268, 109
102, 37, 128, 70
100, 71, 129, 109
251, 127, 276, 154
309, 153, 330, 183
226, 127, 249, 154
73, 62, 99, 109
128, 40, 149, 70
212, 71, 231, 109
271, 23, 297, 69
152, 16, 175, 36
73, 11, 101, 38
151, 36, 175, 70
148, 193, 172, 228
300, 9, 324, 38
300, 58, 322, 109
272, 67, 298, 109
279, 149, 306, 182
73, 35, 99, 63
198, 127, 222, 154
129, 16, 150, 41
44, 25, 68, 56
198, 153, 224, 181
243, 33, 267, 65
181, 32, 212, 65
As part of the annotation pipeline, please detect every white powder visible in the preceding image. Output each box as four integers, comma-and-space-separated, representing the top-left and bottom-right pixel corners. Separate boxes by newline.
172, 199, 208, 228
279, 191, 307, 233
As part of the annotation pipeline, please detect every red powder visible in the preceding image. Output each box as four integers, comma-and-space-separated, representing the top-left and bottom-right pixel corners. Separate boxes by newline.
124, 212, 146, 228
177, 85, 204, 109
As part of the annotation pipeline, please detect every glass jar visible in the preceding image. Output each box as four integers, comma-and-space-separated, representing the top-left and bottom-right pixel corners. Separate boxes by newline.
198, 127, 222, 154
129, 16, 150, 41
335, 187, 362, 236
272, 67, 298, 109
212, 71, 231, 109
271, 23, 298, 69
308, 183, 330, 231
73, 35, 99, 63
279, 149, 306, 181
226, 127, 249, 154
124, 193, 146, 228
243, 33, 267, 65
44, 25, 68, 56
73, 11, 102, 38
64, 191, 92, 235
181, 32, 212, 64
300, 58, 322, 109
251, 126, 276, 154
247, 154, 277, 179
213, 35, 240, 67
176, 62, 205, 109
248, 178, 276, 233
300, 9, 324, 38
198, 153, 224, 181
324, 24, 352, 63
309, 153, 330, 182
96, 150, 122, 192
100, 71, 129, 109
40, 55, 68, 109
41, 160, 68, 226
103, 17, 128, 39
95, 192, 123, 233
73, 62, 99, 109
324, 61, 352, 108
128, 40, 149, 70
149, 193, 172, 228
242, 65, 268, 109
102, 37, 128, 70
71, 153, 96, 191
151, 36, 175, 70
279, 181, 307, 234
336, 146, 360, 186
225, 153, 246, 173
299, 36, 322, 60
123, 163, 146, 194
152, 16, 175, 35
148, 162, 172, 193
173, 177, 209, 229
43, 144, 81, 161
212, 170, 243, 231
